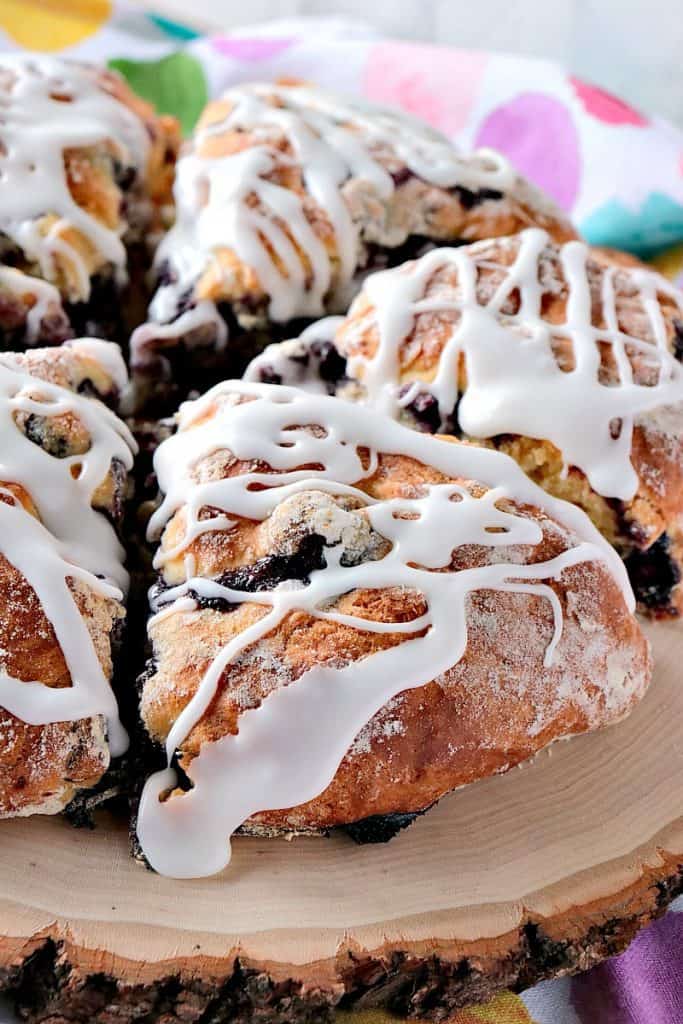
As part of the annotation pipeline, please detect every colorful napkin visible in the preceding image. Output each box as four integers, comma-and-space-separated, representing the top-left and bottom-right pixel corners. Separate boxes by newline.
0, 4, 682, 1023
4, 1, 683, 262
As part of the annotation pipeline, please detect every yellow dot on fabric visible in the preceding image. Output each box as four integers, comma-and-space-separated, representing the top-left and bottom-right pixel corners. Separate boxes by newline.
650, 244, 683, 282
467, 991, 535, 1023
335, 991, 536, 1024
0, 0, 111, 51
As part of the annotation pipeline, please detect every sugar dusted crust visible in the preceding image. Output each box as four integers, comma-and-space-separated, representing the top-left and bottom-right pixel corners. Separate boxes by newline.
140, 389, 650, 838
0, 342, 130, 818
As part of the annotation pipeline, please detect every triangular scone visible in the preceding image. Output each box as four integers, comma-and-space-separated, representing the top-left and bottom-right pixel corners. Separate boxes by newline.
130, 81, 576, 409
248, 229, 683, 616
0, 339, 136, 817
136, 383, 649, 878
0, 55, 180, 350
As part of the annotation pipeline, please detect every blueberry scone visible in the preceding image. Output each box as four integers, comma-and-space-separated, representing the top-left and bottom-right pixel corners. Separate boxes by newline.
135, 382, 649, 878
248, 229, 683, 616
130, 81, 575, 410
0, 339, 136, 817
0, 54, 180, 350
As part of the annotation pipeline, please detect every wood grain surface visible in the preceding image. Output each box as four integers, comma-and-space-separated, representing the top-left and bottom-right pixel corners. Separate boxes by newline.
0, 618, 681, 1021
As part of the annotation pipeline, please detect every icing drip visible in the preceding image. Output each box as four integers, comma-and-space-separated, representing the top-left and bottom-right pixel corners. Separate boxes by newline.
0, 340, 136, 755
144, 82, 523, 340
305, 228, 683, 502
137, 382, 632, 878
0, 55, 150, 297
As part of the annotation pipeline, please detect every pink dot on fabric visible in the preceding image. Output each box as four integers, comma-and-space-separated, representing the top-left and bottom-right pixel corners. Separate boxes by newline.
570, 76, 648, 126
364, 42, 488, 136
211, 37, 295, 62
475, 92, 580, 211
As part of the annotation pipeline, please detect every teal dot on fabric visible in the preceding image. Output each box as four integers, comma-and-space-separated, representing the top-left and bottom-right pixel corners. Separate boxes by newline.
581, 193, 683, 258
108, 52, 208, 136
146, 13, 200, 41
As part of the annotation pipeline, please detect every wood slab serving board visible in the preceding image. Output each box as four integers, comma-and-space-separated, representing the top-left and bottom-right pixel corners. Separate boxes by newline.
1, 619, 682, 1023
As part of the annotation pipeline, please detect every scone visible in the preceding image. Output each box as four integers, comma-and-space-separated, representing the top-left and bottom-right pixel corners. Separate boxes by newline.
0, 54, 180, 349
130, 81, 576, 410
247, 229, 683, 616
0, 339, 136, 817
135, 382, 649, 878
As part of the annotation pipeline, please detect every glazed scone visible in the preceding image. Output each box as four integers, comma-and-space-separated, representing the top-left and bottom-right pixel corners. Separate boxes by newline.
247, 229, 683, 616
130, 81, 576, 410
135, 382, 649, 878
0, 54, 180, 348
0, 339, 136, 817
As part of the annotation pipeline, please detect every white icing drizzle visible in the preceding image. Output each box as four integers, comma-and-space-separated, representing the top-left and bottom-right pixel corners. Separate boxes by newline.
137, 382, 632, 878
283, 228, 683, 503
0, 54, 150, 297
0, 341, 136, 755
145, 82, 529, 341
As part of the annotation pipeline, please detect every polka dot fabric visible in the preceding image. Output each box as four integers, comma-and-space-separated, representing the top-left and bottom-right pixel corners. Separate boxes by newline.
0, 8, 681, 1024
4, 5, 683, 264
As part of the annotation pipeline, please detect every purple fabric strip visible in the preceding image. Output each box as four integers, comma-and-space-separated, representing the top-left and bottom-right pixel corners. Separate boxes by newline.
571, 910, 683, 1024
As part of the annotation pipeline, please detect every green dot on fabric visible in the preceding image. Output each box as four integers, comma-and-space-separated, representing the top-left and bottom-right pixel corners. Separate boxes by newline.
108, 51, 208, 135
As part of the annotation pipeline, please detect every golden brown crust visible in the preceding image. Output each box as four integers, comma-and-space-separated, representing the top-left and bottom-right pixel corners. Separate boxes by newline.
141, 396, 651, 833
0, 343, 129, 818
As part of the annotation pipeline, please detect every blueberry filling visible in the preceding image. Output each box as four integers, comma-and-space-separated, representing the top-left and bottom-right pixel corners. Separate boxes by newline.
400, 386, 442, 434
673, 319, 683, 362
390, 167, 414, 187
625, 533, 681, 610
453, 185, 504, 210
309, 339, 347, 384
111, 158, 137, 192
153, 533, 327, 614
257, 364, 283, 385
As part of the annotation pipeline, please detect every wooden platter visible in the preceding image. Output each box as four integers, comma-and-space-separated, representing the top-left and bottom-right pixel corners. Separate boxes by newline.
1, 618, 682, 1023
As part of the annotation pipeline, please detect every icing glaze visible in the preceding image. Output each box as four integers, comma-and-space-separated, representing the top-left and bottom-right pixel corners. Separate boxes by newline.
0, 54, 150, 297
249, 229, 683, 502
137, 381, 632, 878
0, 340, 136, 755
135, 81, 555, 361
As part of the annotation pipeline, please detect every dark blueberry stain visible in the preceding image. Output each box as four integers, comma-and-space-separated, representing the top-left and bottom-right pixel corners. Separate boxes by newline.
673, 319, 683, 362
257, 364, 283, 385
400, 386, 442, 434
390, 167, 414, 187
112, 159, 137, 192
153, 534, 327, 614
453, 185, 504, 210
309, 339, 347, 384
625, 533, 681, 611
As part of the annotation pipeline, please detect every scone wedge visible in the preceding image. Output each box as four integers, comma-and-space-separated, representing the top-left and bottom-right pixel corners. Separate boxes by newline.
136, 382, 649, 878
0, 340, 136, 817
